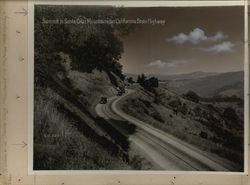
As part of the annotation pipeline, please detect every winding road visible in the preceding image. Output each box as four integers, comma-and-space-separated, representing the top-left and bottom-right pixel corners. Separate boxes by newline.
95, 89, 235, 171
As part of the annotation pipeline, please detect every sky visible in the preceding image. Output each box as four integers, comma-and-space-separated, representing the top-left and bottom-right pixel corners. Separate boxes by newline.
119, 6, 244, 75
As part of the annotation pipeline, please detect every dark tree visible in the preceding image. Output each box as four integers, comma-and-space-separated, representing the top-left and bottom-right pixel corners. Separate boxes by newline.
137, 76, 159, 92
137, 74, 146, 85
137, 75, 141, 84
143, 77, 159, 91
34, 6, 135, 88
127, 77, 135, 84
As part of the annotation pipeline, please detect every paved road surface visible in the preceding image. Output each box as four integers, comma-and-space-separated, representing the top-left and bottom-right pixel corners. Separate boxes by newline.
95, 89, 234, 171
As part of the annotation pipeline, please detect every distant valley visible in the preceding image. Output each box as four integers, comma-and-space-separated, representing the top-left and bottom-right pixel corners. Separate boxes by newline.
126, 71, 244, 97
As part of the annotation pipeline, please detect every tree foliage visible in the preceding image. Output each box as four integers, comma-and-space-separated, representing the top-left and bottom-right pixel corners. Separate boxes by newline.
137, 74, 159, 91
137, 74, 146, 84
223, 107, 239, 122
127, 77, 135, 84
35, 6, 133, 87
143, 77, 159, 91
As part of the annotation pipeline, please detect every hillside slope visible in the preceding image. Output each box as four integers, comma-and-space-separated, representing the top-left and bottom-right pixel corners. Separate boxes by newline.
166, 71, 244, 97
118, 86, 244, 169
34, 53, 135, 170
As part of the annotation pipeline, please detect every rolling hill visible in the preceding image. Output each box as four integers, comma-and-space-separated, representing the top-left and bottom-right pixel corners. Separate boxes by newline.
126, 71, 244, 97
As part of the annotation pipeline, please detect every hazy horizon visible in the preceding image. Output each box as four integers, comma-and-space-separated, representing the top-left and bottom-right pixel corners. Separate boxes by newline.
124, 69, 244, 76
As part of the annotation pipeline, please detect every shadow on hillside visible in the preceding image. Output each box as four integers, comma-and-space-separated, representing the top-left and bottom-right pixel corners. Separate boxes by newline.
45, 76, 138, 163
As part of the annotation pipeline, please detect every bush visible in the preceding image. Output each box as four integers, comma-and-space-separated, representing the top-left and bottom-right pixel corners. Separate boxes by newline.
199, 131, 208, 139
223, 107, 238, 122
168, 99, 182, 108
179, 103, 188, 115
184, 91, 200, 103
194, 106, 202, 116
151, 111, 164, 123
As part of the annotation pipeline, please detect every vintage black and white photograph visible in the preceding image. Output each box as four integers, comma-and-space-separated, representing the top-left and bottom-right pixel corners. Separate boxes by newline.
33, 4, 245, 171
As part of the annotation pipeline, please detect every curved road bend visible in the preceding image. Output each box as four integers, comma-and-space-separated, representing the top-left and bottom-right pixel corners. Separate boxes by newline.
95, 89, 232, 171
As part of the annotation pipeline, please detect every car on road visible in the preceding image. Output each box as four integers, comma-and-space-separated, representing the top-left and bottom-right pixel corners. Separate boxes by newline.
117, 88, 126, 96
99, 97, 107, 104
117, 91, 123, 96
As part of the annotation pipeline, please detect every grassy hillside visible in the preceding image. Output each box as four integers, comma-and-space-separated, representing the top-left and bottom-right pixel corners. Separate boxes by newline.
214, 82, 244, 98
165, 71, 244, 97
34, 56, 127, 169
34, 88, 131, 170
118, 86, 244, 168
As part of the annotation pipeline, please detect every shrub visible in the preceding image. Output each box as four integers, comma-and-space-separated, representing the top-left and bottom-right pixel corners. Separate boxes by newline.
151, 111, 164, 123
184, 91, 200, 103
168, 99, 182, 108
199, 131, 208, 139
179, 103, 188, 115
194, 106, 202, 116
223, 107, 239, 122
